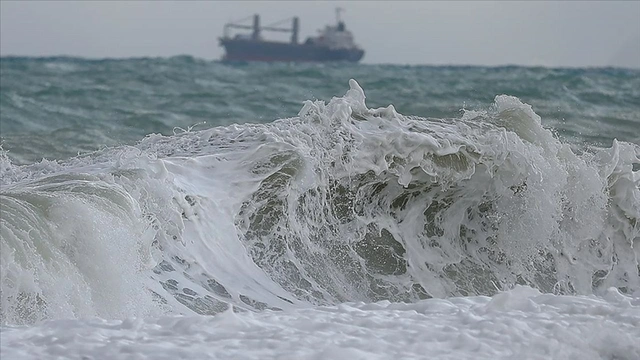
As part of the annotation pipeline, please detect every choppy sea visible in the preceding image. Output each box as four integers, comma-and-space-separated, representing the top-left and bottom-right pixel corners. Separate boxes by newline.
1, 56, 639, 359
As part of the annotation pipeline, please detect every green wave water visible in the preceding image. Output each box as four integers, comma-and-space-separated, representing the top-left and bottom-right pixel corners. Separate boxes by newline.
1, 65, 639, 326
1, 56, 638, 165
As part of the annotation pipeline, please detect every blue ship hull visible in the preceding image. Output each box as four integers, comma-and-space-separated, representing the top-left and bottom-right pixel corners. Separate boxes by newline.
220, 39, 365, 63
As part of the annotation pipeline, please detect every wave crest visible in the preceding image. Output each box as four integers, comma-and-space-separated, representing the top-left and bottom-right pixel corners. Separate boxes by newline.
1, 80, 638, 325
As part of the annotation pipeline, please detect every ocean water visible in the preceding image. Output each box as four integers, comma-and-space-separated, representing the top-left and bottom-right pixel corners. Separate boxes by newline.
1, 56, 639, 359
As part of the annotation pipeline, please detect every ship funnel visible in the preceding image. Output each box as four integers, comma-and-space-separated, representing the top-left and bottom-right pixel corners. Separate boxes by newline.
252, 14, 260, 40
291, 17, 299, 44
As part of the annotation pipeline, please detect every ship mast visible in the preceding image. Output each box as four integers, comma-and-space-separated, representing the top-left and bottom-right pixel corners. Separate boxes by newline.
336, 7, 344, 24
222, 15, 299, 42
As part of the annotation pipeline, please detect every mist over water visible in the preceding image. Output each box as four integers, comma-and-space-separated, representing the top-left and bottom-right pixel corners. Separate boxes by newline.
1, 58, 638, 327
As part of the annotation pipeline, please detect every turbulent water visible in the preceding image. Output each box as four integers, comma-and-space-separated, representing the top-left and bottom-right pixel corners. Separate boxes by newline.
1, 57, 639, 359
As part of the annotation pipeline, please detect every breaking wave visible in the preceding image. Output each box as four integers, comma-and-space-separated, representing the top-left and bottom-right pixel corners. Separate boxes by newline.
1, 80, 638, 325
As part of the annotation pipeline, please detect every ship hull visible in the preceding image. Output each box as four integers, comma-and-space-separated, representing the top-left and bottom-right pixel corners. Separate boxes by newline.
219, 39, 364, 63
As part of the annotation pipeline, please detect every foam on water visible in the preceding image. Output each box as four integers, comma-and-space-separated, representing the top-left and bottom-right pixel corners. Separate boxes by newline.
1, 80, 639, 326
2, 286, 639, 360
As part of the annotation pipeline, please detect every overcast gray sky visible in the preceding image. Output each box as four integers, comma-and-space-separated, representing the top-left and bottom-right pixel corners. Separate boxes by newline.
1, 1, 639, 68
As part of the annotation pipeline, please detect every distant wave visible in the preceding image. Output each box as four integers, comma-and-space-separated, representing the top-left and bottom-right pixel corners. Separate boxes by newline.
2, 58, 639, 165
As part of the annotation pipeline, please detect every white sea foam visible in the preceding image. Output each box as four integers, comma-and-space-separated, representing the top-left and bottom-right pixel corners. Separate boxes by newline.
1, 80, 639, 358
2, 286, 638, 360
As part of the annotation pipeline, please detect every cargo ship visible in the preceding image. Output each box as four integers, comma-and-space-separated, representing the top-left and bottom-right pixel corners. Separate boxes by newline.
219, 9, 365, 63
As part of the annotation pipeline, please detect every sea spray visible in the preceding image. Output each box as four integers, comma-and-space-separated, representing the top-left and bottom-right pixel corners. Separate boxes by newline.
233, 80, 638, 303
0, 171, 163, 324
1, 80, 638, 325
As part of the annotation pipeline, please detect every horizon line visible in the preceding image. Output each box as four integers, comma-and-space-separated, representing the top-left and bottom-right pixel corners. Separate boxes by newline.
1, 54, 638, 71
